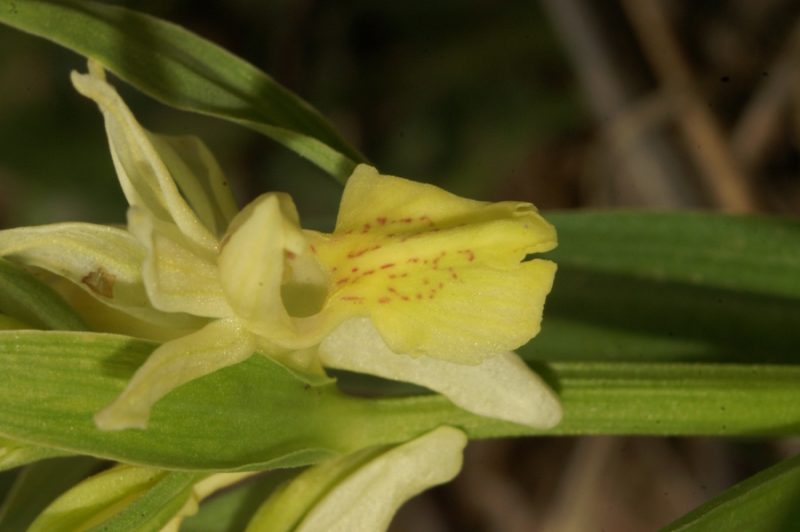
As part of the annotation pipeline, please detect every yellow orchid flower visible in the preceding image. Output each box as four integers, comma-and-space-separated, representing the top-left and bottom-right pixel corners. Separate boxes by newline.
0, 61, 562, 432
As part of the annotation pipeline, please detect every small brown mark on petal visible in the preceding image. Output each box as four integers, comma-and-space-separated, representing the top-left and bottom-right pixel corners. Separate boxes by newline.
82, 267, 115, 298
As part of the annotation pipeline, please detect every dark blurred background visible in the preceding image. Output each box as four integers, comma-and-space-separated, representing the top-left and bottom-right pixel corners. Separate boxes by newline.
2, 1, 800, 530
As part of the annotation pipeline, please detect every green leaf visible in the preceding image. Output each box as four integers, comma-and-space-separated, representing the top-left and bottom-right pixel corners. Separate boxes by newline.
525, 212, 800, 364
84, 470, 200, 532
548, 211, 800, 298
27, 464, 198, 532
0, 331, 798, 472
0, 0, 365, 182
0, 437, 72, 471
0, 258, 86, 331
0, 456, 100, 531
663, 453, 800, 531
182, 472, 300, 532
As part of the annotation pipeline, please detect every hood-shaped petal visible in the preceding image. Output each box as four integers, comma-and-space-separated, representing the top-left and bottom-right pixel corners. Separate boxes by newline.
319, 317, 562, 428
217, 193, 327, 347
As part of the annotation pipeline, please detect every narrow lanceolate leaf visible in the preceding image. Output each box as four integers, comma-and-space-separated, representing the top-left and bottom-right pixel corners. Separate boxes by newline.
0, 437, 71, 471
0, 258, 86, 331
525, 212, 800, 365
663, 453, 800, 532
547, 211, 800, 298
181, 472, 301, 532
0, 457, 100, 532
0, 331, 798, 472
27, 465, 199, 532
0, 0, 365, 181
80, 470, 201, 532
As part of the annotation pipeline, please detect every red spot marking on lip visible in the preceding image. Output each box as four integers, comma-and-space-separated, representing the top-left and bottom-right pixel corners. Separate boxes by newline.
401, 217, 413, 223
407, 257, 419, 264
363, 269, 375, 276
451, 272, 459, 279
377, 217, 387, 225
341, 296, 364, 302
310, 244, 317, 253
388, 287, 398, 293
389, 274, 398, 279
419, 215, 436, 228
347, 247, 374, 258
336, 277, 350, 285
379, 297, 390, 304
416, 293, 423, 300
351, 267, 359, 273
331, 266, 338, 272
458, 249, 475, 262
362, 223, 371, 233
380, 263, 395, 269
401, 295, 410, 301
285, 250, 296, 260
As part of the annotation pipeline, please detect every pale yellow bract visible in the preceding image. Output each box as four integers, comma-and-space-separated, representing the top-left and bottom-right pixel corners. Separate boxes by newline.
0, 61, 562, 432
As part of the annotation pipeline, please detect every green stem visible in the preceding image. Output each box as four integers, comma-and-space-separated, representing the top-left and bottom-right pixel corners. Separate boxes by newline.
341, 361, 800, 449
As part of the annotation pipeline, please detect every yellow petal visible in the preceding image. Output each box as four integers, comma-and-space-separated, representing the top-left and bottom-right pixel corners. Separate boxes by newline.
246, 426, 466, 532
217, 193, 327, 347
311, 165, 558, 361
129, 208, 232, 318
319, 318, 562, 428
0, 222, 145, 302
149, 133, 239, 237
51, 278, 204, 342
71, 63, 216, 251
95, 318, 255, 430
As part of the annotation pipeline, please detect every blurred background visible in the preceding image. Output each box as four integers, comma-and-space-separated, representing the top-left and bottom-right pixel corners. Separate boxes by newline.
1, 0, 800, 530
